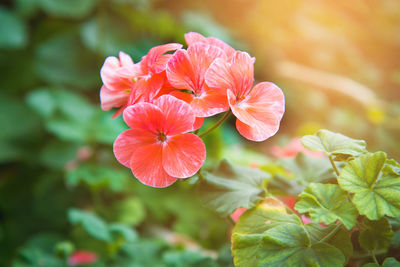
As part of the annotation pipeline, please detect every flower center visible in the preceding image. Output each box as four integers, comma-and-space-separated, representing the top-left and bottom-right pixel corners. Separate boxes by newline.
157, 132, 167, 143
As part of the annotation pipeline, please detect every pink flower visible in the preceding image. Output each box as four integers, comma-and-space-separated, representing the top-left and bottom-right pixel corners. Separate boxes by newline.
113, 95, 206, 188
68, 250, 97, 266
100, 52, 141, 111
100, 44, 182, 117
166, 42, 230, 117
270, 138, 325, 158
205, 51, 285, 142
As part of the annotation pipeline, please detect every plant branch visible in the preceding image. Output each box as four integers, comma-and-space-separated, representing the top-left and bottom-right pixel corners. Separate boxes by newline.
371, 250, 379, 265
198, 110, 231, 138
328, 155, 340, 176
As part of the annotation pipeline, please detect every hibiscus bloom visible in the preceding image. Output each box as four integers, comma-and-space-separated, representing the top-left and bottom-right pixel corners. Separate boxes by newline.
205, 51, 285, 141
166, 42, 230, 117
113, 95, 206, 188
68, 250, 97, 266
100, 44, 182, 117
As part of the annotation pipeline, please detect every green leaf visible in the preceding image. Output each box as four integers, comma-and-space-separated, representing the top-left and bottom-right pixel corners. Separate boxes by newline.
383, 258, 400, 267
108, 224, 138, 243
66, 164, 128, 192
39, 0, 96, 19
280, 152, 334, 188
0, 8, 27, 49
383, 159, 400, 176
304, 223, 353, 263
232, 198, 346, 267
359, 217, 393, 251
113, 197, 146, 226
34, 32, 99, 88
301, 129, 367, 160
68, 208, 111, 242
338, 152, 400, 220
197, 159, 270, 216
295, 183, 357, 229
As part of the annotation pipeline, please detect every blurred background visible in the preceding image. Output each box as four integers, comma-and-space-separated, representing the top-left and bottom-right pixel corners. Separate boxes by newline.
1, 0, 400, 266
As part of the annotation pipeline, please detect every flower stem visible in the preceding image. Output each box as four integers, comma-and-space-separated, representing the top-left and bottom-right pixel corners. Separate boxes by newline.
198, 110, 231, 138
318, 223, 341, 243
328, 155, 340, 176
371, 250, 379, 265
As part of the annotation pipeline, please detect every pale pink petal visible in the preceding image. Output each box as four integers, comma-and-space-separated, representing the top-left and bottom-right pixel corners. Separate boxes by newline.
141, 43, 183, 74
162, 133, 206, 178
153, 95, 195, 135
228, 82, 285, 141
100, 53, 141, 91
185, 32, 235, 58
130, 143, 177, 188
113, 129, 155, 167
205, 51, 254, 97
100, 85, 129, 111
122, 103, 164, 133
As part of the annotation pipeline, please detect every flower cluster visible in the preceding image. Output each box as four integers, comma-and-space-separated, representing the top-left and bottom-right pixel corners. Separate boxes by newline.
100, 32, 285, 188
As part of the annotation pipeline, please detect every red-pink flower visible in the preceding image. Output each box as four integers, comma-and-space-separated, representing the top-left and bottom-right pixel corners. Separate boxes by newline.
270, 138, 325, 158
166, 42, 230, 117
68, 250, 97, 266
206, 51, 285, 142
113, 95, 206, 188
100, 44, 182, 117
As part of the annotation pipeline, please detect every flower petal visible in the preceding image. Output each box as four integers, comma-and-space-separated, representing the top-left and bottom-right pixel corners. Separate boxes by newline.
141, 43, 183, 74
128, 74, 164, 105
100, 85, 129, 111
228, 82, 285, 141
113, 129, 155, 167
122, 102, 164, 133
185, 32, 235, 58
193, 117, 204, 131
153, 95, 195, 135
167, 43, 226, 94
100, 53, 140, 91
189, 91, 228, 117
206, 51, 254, 97
130, 143, 177, 188
162, 133, 206, 178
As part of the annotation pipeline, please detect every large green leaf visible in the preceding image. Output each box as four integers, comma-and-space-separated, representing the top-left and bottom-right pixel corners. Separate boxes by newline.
301, 129, 366, 160
295, 183, 357, 229
68, 208, 111, 242
232, 198, 346, 267
0, 8, 27, 49
197, 159, 270, 216
359, 217, 393, 251
338, 152, 400, 220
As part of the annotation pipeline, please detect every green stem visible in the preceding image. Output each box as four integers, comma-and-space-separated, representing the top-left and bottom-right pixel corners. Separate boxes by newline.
198, 110, 231, 138
328, 155, 340, 176
319, 223, 341, 243
371, 250, 379, 265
